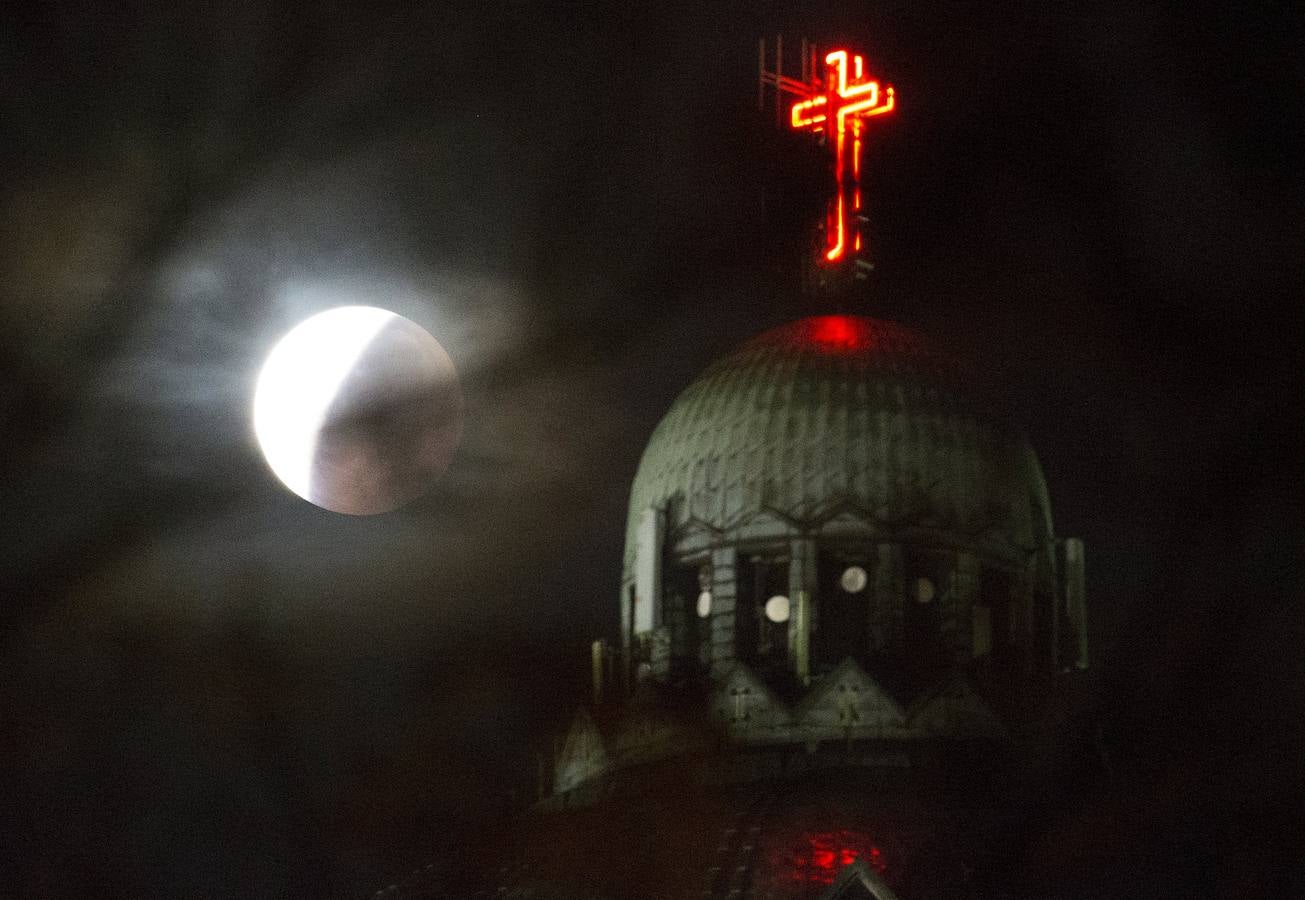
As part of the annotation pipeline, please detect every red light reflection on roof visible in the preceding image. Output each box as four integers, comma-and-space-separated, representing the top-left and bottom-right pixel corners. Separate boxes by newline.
806, 315, 878, 353
783, 830, 887, 886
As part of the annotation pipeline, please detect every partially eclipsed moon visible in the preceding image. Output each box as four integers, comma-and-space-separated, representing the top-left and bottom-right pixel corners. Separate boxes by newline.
253, 306, 462, 515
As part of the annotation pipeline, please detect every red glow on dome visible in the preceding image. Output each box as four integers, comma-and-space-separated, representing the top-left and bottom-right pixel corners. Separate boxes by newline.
807, 316, 877, 352
784, 830, 886, 886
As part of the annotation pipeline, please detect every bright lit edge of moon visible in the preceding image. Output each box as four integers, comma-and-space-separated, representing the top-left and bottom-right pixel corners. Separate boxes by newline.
253, 306, 398, 503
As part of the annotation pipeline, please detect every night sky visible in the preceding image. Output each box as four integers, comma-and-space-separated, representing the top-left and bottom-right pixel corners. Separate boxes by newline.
2, 1, 1302, 896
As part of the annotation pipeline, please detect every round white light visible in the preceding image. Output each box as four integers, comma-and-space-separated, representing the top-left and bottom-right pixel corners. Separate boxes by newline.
840, 565, 868, 593
915, 576, 936, 604
696, 590, 712, 618
764, 595, 791, 623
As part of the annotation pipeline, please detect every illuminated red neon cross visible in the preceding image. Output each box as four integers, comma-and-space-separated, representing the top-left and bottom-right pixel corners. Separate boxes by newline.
790, 50, 895, 264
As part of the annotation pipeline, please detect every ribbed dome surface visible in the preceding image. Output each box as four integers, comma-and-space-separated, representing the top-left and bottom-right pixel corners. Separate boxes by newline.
624, 316, 1052, 574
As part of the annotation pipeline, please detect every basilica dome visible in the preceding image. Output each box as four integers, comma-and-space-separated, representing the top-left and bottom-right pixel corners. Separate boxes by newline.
377, 316, 1090, 900
623, 315, 1054, 582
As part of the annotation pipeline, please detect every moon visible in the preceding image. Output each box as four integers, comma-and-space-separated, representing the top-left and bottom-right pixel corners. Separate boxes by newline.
253, 306, 462, 515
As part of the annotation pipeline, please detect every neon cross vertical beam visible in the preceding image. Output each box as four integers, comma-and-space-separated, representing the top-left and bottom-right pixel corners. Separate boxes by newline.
761, 40, 896, 274
790, 49, 895, 265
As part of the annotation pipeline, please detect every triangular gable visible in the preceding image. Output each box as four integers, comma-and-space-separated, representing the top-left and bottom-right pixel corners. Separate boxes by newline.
727, 507, 798, 542
819, 859, 901, 900
796, 657, 906, 738
815, 505, 879, 537
711, 662, 791, 739
554, 709, 608, 793
670, 516, 720, 552
907, 675, 1007, 740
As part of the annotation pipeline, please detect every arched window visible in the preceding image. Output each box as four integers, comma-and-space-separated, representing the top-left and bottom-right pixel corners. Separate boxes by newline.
664, 559, 709, 678
901, 549, 953, 687
816, 547, 872, 670
978, 567, 1016, 673
736, 552, 790, 671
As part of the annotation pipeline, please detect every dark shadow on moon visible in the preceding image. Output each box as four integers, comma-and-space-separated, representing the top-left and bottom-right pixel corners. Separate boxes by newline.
309, 316, 463, 515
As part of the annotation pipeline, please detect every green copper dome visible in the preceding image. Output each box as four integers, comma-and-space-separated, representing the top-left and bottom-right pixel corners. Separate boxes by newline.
623, 316, 1053, 577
